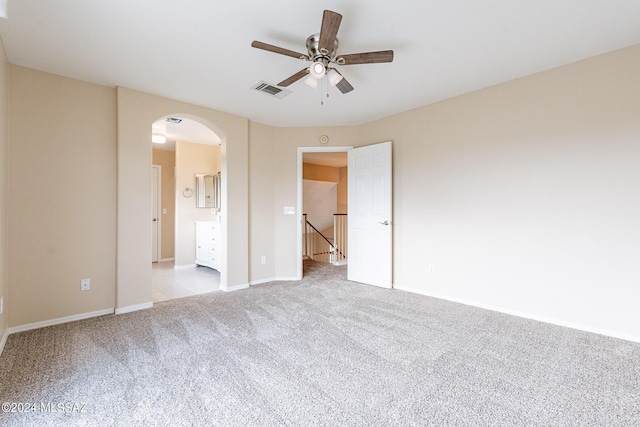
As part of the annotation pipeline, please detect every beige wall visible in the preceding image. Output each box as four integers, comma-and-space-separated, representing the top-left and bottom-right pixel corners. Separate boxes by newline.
359, 44, 640, 341
248, 124, 358, 282
302, 162, 346, 233
8, 66, 117, 327
248, 122, 276, 282
303, 180, 337, 232
271, 126, 360, 280
303, 163, 339, 182
0, 37, 9, 340
175, 140, 219, 266
4, 73, 248, 327
302, 162, 348, 214
152, 149, 175, 260
1, 40, 638, 342
246, 44, 640, 341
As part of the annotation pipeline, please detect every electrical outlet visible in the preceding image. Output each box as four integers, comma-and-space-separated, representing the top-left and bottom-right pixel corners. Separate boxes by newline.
81, 278, 90, 291
261, 256, 267, 265
428, 265, 435, 274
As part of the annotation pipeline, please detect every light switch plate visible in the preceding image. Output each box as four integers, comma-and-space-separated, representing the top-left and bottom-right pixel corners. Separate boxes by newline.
284, 206, 295, 215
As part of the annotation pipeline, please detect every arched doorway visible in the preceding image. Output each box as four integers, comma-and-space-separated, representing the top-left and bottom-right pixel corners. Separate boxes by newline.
150, 116, 222, 302
116, 88, 249, 315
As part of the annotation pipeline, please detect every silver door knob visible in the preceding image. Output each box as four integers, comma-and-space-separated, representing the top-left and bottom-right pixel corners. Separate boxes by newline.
379, 220, 389, 226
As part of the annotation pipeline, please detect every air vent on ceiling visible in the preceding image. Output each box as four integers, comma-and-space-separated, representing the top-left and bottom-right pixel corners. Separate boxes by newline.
251, 81, 291, 99
165, 117, 183, 124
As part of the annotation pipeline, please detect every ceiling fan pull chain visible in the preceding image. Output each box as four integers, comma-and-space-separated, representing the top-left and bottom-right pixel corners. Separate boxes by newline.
323, 76, 327, 102
325, 76, 330, 101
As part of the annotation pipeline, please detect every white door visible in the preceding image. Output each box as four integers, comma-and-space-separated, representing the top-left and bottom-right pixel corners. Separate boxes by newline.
151, 165, 161, 263
348, 141, 392, 288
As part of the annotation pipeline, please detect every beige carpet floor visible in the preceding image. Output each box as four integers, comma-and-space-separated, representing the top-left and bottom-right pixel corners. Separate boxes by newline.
1, 261, 639, 426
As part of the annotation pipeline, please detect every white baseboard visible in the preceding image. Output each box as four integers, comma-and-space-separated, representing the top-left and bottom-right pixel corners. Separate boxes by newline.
7, 308, 115, 335
115, 302, 153, 315
174, 264, 196, 270
250, 276, 299, 286
221, 283, 250, 292
394, 284, 640, 344
160, 257, 175, 262
250, 278, 274, 286
0, 328, 8, 357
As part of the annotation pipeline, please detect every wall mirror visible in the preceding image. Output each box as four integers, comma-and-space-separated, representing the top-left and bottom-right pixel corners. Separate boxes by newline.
195, 172, 220, 209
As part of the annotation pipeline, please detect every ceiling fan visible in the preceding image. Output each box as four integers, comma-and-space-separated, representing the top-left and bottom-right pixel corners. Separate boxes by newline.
251, 10, 394, 94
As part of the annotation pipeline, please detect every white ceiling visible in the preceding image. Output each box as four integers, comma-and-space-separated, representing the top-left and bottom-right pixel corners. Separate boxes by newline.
1, 1, 639, 128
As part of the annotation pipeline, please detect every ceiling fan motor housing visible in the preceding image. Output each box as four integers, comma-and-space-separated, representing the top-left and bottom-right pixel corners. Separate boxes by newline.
306, 33, 338, 63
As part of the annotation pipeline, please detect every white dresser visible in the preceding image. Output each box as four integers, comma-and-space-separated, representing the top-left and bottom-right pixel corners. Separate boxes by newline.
195, 221, 221, 272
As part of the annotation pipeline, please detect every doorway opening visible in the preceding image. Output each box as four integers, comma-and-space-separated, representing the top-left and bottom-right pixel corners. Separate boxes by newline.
297, 146, 351, 279
151, 116, 222, 302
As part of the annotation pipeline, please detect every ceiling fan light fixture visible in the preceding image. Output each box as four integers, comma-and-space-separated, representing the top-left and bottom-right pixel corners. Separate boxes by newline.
304, 75, 319, 89
327, 68, 343, 87
309, 61, 326, 79
152, 134, 167, 144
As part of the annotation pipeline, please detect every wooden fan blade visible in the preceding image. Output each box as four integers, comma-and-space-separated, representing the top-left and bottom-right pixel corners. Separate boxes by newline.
278, 68, 309, 87
318, 10, 342, 54
336, 75, 354, 94
337, 50, 394, 65
251, 41, 309, 61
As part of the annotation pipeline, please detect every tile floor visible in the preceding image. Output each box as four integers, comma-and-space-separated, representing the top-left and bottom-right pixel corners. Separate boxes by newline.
151, 261, 221, 303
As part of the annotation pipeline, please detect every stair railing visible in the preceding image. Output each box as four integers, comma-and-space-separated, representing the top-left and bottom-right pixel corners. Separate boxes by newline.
333, 214, 348, 265
303, 214, 346, 265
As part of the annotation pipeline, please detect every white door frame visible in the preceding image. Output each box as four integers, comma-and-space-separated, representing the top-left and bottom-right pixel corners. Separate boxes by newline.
151, 164, 162, 263
296, 146, 353, 280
